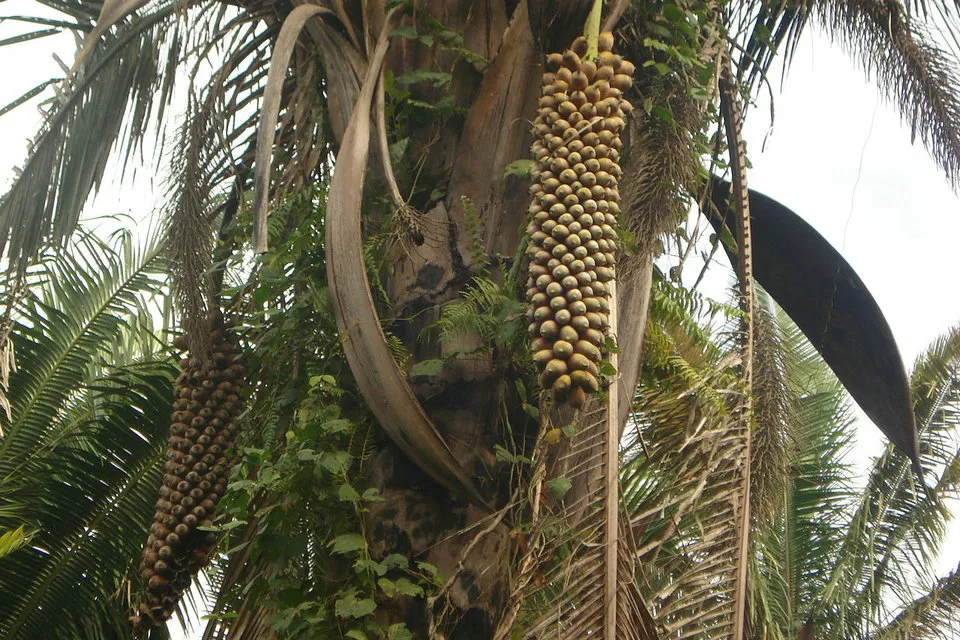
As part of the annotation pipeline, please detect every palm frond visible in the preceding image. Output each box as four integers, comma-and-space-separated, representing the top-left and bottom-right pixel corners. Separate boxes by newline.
812, 0, 960, 189
0, 0, 182, 273
0, 361, 176, 640
0, 524, 32, 559
0, 229, 167, 460
622, 288, 749, 637
753, 307, 857, 638
0, 229, 176, 638
870, 561, 960, 640
818, 325, 960, 637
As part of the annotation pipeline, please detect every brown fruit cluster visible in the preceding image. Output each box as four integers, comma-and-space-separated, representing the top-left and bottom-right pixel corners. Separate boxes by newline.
135, 321, 245, 628
525, 32, 634, 409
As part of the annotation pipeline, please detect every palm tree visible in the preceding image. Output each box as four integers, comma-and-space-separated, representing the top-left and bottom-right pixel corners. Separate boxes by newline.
1, 0, 960, 638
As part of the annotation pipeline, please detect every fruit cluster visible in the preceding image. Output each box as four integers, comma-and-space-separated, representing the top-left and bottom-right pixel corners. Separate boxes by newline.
525, 32, 634, 409
135, 320, 245, 628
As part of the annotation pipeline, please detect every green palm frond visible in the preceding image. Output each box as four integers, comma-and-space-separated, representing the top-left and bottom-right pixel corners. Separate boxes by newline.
0, 362, 176, 640
818, 325, 960, 637
871, 561, 960, 640
0, 229, 177, 639
0, 524, 32, 559
732, 0, 960, 189
753, 307, 857, 638
0, 229, 168, 462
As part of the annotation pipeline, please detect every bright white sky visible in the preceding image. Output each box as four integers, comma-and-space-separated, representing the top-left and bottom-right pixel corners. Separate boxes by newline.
2, 6, 960, 638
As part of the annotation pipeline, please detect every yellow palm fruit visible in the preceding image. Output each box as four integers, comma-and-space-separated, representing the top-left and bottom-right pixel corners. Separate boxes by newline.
525, 32, 633, 409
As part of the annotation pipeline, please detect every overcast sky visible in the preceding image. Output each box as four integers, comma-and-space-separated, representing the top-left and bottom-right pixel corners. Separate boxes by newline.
2, 7, 960, 638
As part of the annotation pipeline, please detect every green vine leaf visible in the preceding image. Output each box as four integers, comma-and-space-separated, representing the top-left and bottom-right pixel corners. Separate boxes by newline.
338, 483, 361, 502
503, 159, 534, 179
335, 590, 377, 618
395, 70, 452, 87
330, 533, 366, 555
547, 477, 572, 500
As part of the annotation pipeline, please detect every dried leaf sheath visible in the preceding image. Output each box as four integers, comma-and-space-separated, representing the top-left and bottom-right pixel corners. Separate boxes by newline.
498, 400, 654, 639
320, 9, 489, 510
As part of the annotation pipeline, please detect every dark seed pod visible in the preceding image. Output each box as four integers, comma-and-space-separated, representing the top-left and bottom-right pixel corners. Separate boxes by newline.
138, 317, 246, 629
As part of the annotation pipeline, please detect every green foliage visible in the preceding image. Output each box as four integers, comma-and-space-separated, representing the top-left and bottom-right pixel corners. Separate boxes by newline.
633, 1, 716, 121
424, 276, 526, 361
0, 525, 31, 559
0, 229, 177, 640
203, 190, 439, 639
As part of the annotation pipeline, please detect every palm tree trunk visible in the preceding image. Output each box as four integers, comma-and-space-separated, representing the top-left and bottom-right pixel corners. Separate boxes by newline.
287, 1, 654, 633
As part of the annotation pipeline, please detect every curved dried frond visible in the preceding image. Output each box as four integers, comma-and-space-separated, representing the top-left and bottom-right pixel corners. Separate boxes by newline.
321, 7, 489, 509
251, 3, 337, 253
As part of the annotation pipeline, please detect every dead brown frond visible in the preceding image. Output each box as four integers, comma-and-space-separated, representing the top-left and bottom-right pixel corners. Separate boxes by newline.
494, 396, 655, 640
322, 5, 490, 510
251, 3, 337, 253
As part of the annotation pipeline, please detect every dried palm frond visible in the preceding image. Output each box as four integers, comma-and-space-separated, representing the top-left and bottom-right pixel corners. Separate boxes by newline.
627, 348, 747, 638
251, 3, 336, 254
0, 0, 182, 273
312, 6, 489, 509
494, 396, 655, 640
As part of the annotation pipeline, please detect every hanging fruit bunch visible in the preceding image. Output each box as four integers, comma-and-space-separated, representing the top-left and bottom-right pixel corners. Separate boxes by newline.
525, 32, 634, 409
133, 314, 246, 629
